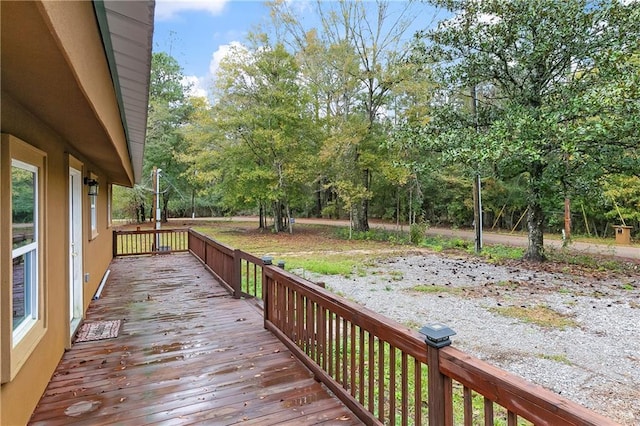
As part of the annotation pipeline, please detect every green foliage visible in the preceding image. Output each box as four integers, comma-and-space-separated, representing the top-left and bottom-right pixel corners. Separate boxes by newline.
478, 245, 525, 262
334, 227, 410, 244
407, 0, 640, 261
603, 174, 640, 223
142, 52, 195, 221
288, 258, 357, 277
11, 167, 35, 223
409, 222, 427, 245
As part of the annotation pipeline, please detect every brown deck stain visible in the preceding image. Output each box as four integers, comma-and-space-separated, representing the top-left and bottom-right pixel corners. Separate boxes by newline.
30, 253, 361, 425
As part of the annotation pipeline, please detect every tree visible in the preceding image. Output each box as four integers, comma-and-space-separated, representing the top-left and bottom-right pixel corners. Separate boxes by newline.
413, 0, 640, 261
207, 36, 318, 232
269, 0, 431, 232
144, 52, 193, 222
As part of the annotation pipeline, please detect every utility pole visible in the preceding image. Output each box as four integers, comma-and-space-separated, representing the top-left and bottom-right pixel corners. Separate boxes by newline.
152, 166, 157, 224
152, 167, 162, 251
155, 168, 162, 231
471, 86, 483, 253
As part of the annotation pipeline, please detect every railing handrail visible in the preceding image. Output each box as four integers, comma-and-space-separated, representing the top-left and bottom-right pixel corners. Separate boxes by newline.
187, 228, 236, 255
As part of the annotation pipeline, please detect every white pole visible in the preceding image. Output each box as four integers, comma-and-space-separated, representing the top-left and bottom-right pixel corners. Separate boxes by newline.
155, 168, 162, 251
155, 168, 162, 230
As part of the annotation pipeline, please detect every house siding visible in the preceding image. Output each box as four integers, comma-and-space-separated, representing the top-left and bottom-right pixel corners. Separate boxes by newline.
1, 1, 151, 423
1, 86, 114, 426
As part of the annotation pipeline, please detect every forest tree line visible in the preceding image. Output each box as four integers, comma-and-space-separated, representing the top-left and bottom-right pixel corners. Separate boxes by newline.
113, 0, 640, 261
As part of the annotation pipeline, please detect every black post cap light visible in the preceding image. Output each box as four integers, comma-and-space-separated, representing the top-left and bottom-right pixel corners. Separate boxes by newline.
420, 323, 456, 348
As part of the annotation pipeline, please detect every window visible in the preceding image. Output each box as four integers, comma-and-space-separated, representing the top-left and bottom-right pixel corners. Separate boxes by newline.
1, 134, 46, 383
11, 161, 39, 342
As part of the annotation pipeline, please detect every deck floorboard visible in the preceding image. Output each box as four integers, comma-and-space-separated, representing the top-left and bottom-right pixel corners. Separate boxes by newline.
30, 253, 360, 425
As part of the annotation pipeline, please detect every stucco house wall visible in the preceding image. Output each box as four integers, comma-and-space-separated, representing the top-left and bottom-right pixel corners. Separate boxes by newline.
0, 1, 153, 424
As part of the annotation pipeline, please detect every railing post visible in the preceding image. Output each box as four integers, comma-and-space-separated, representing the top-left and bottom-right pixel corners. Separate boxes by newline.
262, 256, 273, 329
112, 230, 118, 257
232, 249, 241, 299
421, 323, 456, 426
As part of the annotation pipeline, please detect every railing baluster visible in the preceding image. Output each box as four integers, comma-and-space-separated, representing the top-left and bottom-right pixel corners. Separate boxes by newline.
328, 311, 334, 377
389, 345, 396, 426
444, 375, 453, 425
377, 341, 385, 423
414, 357, 421, 426
401, 351, 408, 426
350, 322, 356, 398
464, 385, 473, 426
342, 319, 348, 390
484, 397, 494, 426
318, 304, 325, 368
335, 314, 341, 385
368, 332, 375, 413
358, 327, 365, 404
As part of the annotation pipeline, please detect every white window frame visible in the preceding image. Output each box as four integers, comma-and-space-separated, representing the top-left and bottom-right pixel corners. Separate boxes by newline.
11, 159, 39, 344
1, 134, 47, 384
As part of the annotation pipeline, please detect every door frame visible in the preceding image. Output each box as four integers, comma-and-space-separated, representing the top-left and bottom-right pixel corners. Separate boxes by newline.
68, 159, 84, 341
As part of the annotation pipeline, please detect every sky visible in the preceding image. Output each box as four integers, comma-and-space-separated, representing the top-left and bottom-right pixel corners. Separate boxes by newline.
153, 0, 446, 99
153, 1, 277, 98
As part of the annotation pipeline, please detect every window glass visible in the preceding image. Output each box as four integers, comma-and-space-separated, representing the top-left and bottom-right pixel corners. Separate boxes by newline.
11, 166, 35, 249
11, 161, 38, 339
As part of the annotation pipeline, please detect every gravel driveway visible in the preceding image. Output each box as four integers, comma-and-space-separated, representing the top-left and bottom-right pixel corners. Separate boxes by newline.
298, 252, 640, 425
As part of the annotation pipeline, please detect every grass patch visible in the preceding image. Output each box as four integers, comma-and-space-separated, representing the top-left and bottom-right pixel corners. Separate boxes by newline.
287, 257, 357, 276
546, 248, 625, 272
334, 227, 410, 244
489, 305, 578, 329
479, 245, 525, 262
537, 353, 573, 365
406, 284, 462, 295
388, 270, 404, 281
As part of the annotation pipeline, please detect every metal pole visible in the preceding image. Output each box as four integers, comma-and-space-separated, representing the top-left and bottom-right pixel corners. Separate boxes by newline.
155, 168, 162, 251
155, 168, 162, 230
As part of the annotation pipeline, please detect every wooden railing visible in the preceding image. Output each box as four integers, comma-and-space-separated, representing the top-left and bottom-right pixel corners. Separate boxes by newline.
261, 265, 617, 426
112, 228, 189, 256
117, 227, 618, 425
188, 229, 264, 298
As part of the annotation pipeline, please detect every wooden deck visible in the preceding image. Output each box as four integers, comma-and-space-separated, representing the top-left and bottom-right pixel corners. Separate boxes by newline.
30, 253, 361, 425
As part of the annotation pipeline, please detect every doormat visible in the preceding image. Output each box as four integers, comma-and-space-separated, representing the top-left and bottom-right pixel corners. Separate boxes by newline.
74, 320, 121, 343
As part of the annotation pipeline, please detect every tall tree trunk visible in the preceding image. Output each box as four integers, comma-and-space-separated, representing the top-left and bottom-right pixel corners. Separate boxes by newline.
273, 202, 281, 233
161, 195, 169, 223
259, 204, 265, 229
354, 168, 370, 232
523, 162, 546, 262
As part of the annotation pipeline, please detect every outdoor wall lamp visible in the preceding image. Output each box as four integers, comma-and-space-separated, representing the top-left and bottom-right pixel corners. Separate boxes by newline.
420, 323, 456, 348
84, 177, 99, 196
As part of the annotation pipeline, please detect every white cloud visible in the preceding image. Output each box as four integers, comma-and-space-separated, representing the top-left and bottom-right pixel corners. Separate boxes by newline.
182, 75, 208, 99
208, 41, 247, 77
155, 0, 228, 21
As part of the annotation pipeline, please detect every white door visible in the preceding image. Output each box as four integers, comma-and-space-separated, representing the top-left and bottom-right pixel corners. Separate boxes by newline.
69, 167, 83, 334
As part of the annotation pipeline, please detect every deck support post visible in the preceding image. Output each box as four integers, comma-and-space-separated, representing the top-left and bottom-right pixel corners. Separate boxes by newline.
112, 230, 118, 257
232, 249, 241, 298
421, 323, 456, 425
262, 256, 273, 330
